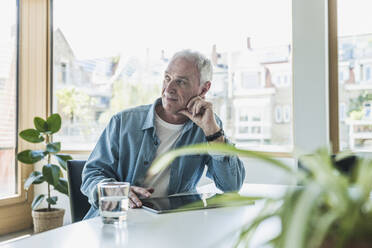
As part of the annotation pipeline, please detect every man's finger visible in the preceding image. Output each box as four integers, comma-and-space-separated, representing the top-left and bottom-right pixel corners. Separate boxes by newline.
194, 101, 206, 116
178, 109, 193, 119
129, 198, 136, 208
129, 190, 142, 207
146, 187, 155, 194
186, 96, 202, 109
131, 186, 152, 198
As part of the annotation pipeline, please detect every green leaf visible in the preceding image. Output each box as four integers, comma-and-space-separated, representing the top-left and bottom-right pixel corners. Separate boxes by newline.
54, 178, 68, 195
46, 114, 61, 134
19, 129, 44, 143
183, 193, 259, 211
34, 117, 48, 132
283, 184, 324, 248
54, 154, 72, 170
17, 150, 46, 164
24, 171, 44, 190
147, 143, 293, 179
42, 164, 61, 186
46, 196, 58, 205
32, 194, 45, 210
46, 142, 61, 153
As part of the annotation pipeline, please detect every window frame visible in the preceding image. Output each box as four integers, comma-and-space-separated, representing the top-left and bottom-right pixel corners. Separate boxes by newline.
329, 0, 372, 155
0, 0, 51, 235
329, 0, 340, 153
50, 0, 336, 158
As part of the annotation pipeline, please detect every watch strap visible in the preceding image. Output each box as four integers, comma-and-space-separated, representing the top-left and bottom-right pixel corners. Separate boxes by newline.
205, 129, 224, 142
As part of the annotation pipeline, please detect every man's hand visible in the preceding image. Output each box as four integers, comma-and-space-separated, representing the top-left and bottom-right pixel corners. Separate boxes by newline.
129, 186, 154, 208
178, 96, 221, 138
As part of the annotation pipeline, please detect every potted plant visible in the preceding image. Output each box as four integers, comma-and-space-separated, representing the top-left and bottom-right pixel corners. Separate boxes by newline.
17, 113, 72, 233
148, 143, 372, 248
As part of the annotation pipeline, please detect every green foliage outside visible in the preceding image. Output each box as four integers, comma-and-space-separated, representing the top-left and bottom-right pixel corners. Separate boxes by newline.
348, 91, 372, 120
99, 77, 160, 124
56, 87, 98, 138
16, 114, 72, 211
56, 87, 97, 123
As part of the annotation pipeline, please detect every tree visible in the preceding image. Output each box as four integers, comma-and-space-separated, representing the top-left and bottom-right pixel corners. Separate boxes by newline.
99, 77, 160, 124
56, 87, 97, 123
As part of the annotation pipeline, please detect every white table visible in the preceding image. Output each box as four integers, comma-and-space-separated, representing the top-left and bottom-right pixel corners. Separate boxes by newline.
1, 184, 288, 248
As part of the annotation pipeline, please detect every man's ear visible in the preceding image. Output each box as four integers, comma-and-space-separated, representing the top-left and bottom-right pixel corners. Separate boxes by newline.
199, 81, 211, 98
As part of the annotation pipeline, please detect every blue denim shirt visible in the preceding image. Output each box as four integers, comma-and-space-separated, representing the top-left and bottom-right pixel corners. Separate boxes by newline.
81, 98, 245, 219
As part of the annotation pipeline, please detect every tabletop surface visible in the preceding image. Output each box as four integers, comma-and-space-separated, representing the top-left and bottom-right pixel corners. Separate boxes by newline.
1, 184, 289, 248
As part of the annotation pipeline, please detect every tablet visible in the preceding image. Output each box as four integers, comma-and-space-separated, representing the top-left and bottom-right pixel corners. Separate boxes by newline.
141, 193, 255, 214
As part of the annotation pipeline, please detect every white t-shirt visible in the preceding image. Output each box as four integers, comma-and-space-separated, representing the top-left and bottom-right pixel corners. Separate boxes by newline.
142, 112, 184, 197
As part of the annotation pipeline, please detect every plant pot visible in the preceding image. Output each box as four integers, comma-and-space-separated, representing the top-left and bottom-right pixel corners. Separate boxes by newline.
31, 208, 65, 233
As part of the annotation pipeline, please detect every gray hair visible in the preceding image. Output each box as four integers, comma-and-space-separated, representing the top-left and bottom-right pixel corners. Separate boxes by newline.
170, 49, 213, 85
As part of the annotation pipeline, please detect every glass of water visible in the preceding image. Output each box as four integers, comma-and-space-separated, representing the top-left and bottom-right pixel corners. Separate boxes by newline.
97, 182, 130, 225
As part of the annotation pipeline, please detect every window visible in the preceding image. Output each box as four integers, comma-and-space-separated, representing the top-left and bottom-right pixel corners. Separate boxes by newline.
53, 0, 292, 152
60, 62, 67, 84
365, 66, 371, 81
0, 0, 17, 198
275, 106, 283, 123
283, 105, 291, 123
338, 0, 372, 151
240, 71, 261, 89
339, 102, 346, 122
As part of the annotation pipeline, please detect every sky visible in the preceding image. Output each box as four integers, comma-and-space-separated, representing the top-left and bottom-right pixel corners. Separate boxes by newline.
0, 0, 372, 60
53, 0, 292, 59
51, 0, 372, 60
0, 1, 16, 43
338, 0, 372, 37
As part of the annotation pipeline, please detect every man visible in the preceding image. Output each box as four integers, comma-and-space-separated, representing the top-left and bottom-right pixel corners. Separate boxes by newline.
81, 50, 245, 219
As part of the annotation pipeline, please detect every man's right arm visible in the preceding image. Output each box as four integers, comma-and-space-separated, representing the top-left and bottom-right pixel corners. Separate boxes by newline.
81, 116, 120, 209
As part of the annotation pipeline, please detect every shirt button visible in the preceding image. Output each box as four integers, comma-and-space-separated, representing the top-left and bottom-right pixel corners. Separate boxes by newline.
144, 161, 149, 166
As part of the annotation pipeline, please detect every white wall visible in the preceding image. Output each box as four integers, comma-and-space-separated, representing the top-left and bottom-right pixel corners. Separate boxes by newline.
292, 0, 330, 153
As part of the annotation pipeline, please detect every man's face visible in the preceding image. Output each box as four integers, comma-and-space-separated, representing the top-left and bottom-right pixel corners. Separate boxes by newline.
161, 57, 203, 114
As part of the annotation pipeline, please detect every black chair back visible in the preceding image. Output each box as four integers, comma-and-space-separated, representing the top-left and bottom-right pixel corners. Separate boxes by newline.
298, 154, 357, 175
67, 160, 90, 223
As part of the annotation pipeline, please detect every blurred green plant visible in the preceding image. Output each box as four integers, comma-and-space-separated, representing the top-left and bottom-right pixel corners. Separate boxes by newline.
56, 87, 97, 123
148, 143, 372, 248
348, 91, 372, 120
99, 78, 160, 124
349, 110, 364, 120
16, 113, 72, 211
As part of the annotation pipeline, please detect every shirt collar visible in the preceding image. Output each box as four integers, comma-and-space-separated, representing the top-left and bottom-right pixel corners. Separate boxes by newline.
141, 98, 160, 130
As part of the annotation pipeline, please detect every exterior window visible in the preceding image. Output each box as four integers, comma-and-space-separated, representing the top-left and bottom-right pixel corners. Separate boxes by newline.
239, 127, 249, 134
338, 0, 372, 151
275, 106, 283, 123
339, 102, 346, 122
53, 0, 292, 152
0, 78, 6, 89
241, 72, 260, 89
0, 0, 17, 197
339, 71, 344, 82
283, 105, 291, 123
365, 67, 371, 81
61, 62, 67, 84
239, 109, 249, 122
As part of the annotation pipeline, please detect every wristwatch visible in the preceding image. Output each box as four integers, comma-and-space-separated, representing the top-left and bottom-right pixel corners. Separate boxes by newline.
205, 129, 224, 142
